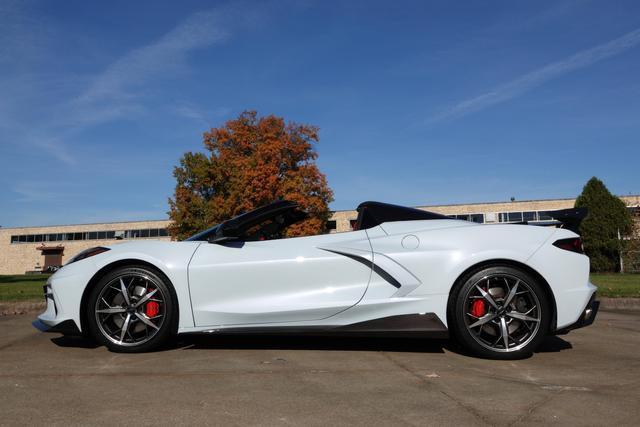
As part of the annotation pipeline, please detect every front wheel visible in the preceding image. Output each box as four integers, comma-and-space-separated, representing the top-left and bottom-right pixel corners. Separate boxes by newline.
86, 266, 178, 353
449, 266, 551, 359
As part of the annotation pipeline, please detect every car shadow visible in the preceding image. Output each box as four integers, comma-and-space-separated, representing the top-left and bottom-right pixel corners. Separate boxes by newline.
535, 335, 573, 353
48, 333, 573, 356
50, 335, 100, 349
176, 334, 450, 354
176, 333, 573, 356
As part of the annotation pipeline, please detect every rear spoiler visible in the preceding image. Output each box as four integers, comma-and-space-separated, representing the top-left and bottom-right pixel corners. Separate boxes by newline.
542, 207, 587, 232
519, 207, 587, 233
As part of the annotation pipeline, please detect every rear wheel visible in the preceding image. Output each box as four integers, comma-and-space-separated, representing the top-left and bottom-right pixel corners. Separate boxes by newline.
87, 266, 177, 353
450, 266, 551, 359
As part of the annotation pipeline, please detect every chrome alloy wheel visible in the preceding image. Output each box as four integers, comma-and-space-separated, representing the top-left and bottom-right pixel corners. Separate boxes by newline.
463, 273, 541, 353
94, 273, 166, 347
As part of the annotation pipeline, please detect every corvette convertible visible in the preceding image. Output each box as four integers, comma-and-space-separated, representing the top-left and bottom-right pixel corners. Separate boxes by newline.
33, 200, 598, 359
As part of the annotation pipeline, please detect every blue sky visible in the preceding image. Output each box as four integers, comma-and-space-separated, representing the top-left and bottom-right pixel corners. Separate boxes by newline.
1, 0, 640, 227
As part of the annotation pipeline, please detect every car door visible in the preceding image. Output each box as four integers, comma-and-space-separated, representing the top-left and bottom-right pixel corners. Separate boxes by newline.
188, 231, 373, 327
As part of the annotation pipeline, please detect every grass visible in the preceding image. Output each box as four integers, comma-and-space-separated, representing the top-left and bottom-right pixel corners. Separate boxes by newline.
0, 274, 50, 302
0, 272, 639, 302
590, 273, 640, 298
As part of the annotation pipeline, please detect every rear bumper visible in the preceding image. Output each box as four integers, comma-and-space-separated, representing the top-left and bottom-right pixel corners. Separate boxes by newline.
556, 292, 599, 335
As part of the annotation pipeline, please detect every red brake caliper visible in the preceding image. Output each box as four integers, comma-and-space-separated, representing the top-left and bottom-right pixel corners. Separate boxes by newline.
470, 299, 486, 317
145, 301, 160, 318
144, 288, 160, 318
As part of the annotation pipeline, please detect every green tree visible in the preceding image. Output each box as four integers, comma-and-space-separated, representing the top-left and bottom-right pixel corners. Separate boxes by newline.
168, 111, 334, 240
575, 177, 632, 272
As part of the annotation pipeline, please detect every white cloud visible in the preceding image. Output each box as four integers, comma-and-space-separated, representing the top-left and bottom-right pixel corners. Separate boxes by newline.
426, 27, 640, 125
75, 9, 229, 106
171, 102, 231, 126
1, 7, 234, 166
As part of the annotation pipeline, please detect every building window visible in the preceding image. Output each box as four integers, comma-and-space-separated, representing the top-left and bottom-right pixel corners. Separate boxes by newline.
326, 220, 337, 231
469, 214, 484, 223
508, 212, 523, 222
8, 226, 168, 244
538, 212, 553, 221
523, 211, 537, 222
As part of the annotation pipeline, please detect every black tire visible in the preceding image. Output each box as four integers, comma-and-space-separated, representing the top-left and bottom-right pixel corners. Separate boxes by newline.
86, 265, 178, 353
448, 265, 551, 360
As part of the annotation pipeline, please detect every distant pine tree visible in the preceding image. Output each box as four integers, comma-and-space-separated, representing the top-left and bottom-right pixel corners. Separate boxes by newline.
575, 177, 632, 272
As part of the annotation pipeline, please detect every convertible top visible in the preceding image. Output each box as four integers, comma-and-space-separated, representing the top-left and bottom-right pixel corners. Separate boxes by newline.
354, 201, 448, 230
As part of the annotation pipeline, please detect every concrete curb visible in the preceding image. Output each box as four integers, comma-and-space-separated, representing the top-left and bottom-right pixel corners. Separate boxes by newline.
0, 301, 45, 316
599, 297, 640, 311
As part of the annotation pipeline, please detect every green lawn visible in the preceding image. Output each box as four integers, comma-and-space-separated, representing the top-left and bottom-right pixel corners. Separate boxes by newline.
0, 274, 50, 302
590, 273, 640, 298
0, 272, 639, 302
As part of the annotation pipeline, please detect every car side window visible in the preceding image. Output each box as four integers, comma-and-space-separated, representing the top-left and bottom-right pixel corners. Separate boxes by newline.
241, 215, 288, 241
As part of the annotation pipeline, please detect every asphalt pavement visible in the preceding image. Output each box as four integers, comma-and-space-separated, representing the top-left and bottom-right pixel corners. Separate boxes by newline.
0, 310, 638, 426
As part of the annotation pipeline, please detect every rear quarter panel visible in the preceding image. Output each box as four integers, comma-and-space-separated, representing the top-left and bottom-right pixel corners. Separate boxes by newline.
369, 220, 556, 297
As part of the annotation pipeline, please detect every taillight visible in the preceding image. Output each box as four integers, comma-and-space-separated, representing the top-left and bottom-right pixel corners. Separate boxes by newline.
553, 237, 584, 254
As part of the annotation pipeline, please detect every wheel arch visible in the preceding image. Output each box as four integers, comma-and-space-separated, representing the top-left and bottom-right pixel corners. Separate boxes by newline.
79, 259, 179, 335
446, 259, 558, 333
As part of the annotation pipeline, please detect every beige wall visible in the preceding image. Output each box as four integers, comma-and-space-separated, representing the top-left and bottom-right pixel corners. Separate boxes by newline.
1, 195, 638, 275
0, 220, 171, 275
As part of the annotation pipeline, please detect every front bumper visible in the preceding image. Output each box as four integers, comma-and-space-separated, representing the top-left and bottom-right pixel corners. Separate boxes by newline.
33, 282, 81, 336
556, 292, 599, 335
32, 319, 81, 335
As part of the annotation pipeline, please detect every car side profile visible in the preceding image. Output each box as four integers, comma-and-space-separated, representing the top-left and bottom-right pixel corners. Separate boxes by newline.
34, 200, 598, 359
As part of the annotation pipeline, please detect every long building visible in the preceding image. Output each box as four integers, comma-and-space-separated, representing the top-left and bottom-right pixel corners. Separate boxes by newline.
1, 195, 638, 275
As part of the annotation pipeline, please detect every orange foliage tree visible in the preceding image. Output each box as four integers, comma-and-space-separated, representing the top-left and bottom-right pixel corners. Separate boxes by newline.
168, 111, 334, 240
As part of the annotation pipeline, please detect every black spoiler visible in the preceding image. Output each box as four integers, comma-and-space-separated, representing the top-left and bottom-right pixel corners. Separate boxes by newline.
533, 207, 588, 233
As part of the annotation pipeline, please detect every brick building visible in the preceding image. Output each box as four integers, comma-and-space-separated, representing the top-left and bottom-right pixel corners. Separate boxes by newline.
1, 195, 638, 275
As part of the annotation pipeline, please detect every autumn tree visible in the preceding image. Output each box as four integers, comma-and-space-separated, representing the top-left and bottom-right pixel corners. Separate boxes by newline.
168, 111, 334, 240
575, 177, 632, 272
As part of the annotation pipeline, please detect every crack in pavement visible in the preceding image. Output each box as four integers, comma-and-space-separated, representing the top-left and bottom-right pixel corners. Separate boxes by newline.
380, 351, 493, 426
507, 391, 559, 426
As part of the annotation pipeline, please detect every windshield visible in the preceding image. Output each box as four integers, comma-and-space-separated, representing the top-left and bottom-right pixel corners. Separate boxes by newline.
185, 224, 219, 241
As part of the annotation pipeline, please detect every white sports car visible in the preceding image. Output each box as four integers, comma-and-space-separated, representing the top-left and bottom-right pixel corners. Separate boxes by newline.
34, 201, 598, 359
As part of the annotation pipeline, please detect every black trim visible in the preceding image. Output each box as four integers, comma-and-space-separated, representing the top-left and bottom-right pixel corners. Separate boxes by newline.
321, 249, 401, 289
555, 292, 599, 335
32, 319, 82, 336
355, 201, 449, 230
333, 313, 448, 338
183, 313, 448, 338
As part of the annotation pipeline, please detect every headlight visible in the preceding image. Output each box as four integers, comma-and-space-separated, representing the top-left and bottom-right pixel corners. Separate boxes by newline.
66, 247, 110, 265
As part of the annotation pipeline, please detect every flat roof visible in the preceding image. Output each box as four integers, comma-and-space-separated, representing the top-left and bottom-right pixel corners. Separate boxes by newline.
2, 194, 638, 230
0, 218, 171, 231
331, 194, 640, 212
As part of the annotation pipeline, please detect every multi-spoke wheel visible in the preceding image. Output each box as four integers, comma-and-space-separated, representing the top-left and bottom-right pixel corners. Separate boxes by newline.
450, 266, 551, 359
87, 266, 177, 352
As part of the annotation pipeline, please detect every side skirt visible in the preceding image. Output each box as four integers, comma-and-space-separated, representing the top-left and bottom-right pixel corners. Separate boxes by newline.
183, 313, 449, 339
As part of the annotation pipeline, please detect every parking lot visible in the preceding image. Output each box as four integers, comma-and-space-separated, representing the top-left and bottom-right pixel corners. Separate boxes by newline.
1, 310, 638, 426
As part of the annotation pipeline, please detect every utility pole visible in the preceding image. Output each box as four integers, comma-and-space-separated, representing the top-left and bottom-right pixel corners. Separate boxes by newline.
618, 228, 624, 273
